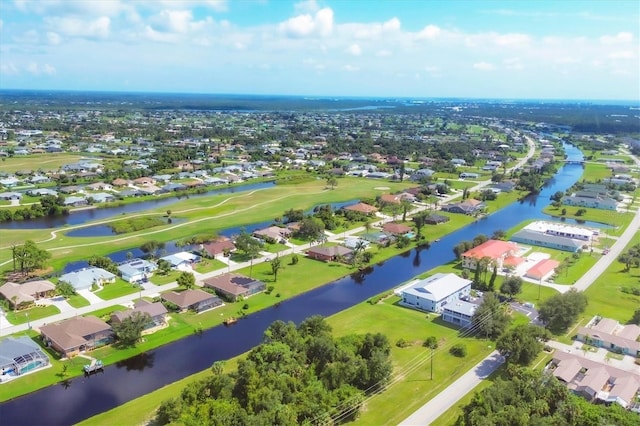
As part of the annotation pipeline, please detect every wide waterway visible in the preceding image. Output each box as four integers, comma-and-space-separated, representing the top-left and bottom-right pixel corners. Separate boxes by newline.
0, 144, 588, 425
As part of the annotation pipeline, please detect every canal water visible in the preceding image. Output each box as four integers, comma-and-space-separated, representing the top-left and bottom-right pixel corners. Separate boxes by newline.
0, 145, 589, 425
0, 181, 276, 230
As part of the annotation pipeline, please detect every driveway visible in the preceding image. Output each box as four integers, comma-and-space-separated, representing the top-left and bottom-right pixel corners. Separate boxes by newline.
77, 289, 104, 305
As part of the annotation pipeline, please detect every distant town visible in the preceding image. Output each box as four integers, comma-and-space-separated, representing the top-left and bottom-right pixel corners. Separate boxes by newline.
0, 92, 639, 425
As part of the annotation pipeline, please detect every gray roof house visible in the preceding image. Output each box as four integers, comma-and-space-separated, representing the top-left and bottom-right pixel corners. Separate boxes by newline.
59, 267, 116, 291
399, 273, 472, 313
510, 229, 585, 252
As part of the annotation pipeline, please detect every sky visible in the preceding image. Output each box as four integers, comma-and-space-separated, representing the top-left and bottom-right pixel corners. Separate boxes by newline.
0, 0, 639, 100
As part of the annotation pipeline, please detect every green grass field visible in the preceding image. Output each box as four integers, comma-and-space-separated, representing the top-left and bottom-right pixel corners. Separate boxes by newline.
0, 153, 90, 173
94, 279, 140, 300
5, 305, 60, 325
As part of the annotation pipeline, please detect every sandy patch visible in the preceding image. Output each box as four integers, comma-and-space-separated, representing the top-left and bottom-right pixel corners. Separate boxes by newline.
374, 186, 390, 190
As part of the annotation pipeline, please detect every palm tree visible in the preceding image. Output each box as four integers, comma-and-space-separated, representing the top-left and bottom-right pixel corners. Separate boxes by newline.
351, 240, 367, 266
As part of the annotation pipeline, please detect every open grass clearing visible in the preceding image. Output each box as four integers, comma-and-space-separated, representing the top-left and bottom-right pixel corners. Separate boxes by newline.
192, 259, 226, 274
0, 153, 90, 173
543, 205, 632, 234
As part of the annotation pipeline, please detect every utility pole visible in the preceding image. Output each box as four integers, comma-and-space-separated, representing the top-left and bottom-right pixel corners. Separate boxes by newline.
430, 348, 434, 380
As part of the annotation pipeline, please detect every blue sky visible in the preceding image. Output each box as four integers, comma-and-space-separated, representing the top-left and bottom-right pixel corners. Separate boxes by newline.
1, 0, 638, 100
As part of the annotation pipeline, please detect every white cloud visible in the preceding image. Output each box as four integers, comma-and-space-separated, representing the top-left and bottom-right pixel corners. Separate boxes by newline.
279, 7, 334, 38
12, 30, 40, 44
600, 32, 633, 45
473, 62, 495, 71
342, 17, 401, 40
609, 50, 635, 59
375, 50, 391, 57
0, 19, 3, 30
347, 43, 362, 56
416, 24, 441, 40
0, 61, 19, 75
45, 16, 111, 39
26, 62, 56, 75
46, 32, 62, 45
343, 64, 359, 72
150, 10, 194, 33
294, 0, 319, 14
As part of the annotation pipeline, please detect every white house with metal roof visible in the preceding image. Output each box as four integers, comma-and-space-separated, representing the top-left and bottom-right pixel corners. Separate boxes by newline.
442, 300, 478, 327
399, 273, 472, 313
59, 267, 116, 291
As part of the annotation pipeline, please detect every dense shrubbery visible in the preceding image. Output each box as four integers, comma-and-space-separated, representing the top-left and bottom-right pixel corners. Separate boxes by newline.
155, 316, 393, 425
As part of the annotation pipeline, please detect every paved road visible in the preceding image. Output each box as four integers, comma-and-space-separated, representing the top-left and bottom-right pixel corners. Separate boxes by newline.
398, 144, 640, 425
399, 351, 505, 426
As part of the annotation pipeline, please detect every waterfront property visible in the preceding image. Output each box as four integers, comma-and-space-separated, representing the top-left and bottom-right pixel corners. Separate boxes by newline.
201, 236, 236, 258
58, 267, 116, 291
253, 226, 291, 242
0, 336, 50, 381
423, 213, 450, 225
546, 351, 640, 410
117, 259, 157, 283
441, 199, 486, 215
159, 252, 201, 271
442, 300, 477, 327
398, 273, 472, 313
342, 202, 378, 215
563, 194, 618, 211
202, 273, 266, 302
461, 239, 521, 270
577, 316, 640, 357
0, 280, 56, 310
110, 300, 168, 333
306, 245, 353, 262
511, 221, 594, 253
161, 289, 223, 313
40, 316, 113, 358
382, 222, 413, 236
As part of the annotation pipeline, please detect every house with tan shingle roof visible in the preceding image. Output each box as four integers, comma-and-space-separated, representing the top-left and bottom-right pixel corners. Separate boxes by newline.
40, 316, 113, 358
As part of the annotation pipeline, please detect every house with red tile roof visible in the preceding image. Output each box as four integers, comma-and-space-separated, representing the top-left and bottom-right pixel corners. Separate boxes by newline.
201, 236, 236, 258
379, 194, 401, 204
524, 259, 560, 281
462, 239, 520, 270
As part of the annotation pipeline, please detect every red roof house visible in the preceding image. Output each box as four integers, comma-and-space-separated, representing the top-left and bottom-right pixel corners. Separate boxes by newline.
461, 240, 520, 270
525, 259, 560, 281
343, 202, 378, 215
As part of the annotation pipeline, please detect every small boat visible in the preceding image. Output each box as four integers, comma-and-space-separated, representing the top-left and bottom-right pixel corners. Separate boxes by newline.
433, 239, 441, 242
223, 317, 238, 326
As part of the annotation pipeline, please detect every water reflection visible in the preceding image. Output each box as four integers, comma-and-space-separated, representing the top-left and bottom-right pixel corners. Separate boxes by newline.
116, 352, 155, 372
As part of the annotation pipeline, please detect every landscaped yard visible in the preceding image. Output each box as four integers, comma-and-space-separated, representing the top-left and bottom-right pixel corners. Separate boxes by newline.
94, 279, 140, 300
66, 293, 90, 308
193, 259, 226, 274
5, 305, 61, 325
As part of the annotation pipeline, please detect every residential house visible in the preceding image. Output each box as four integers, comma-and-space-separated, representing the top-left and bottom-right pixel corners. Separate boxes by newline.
59, 267, 116, 291
132, 177, 156, 186
89, 192, 116, 203
0, 336, 50, 380
40, 316, 113, 358
111, 178, 130, 187
524, 259, 560, 281
423, 213, 450, 225
382, 222, 412, 236
26, 188, 58, 197
63, 196, 88, 207
511, 229, 585, 253
85, 182, 112, 191
343, 236, 371, 250
563, 195, 617, 211
343, 202, 378, 215
0, 280, 56, 310
253, 226, 291, 242
461, 239, 521, 270
201, 236, 236, 258
110, 300, 168, 331
546, 351, 640, 409
410, 168, 435, 181
459, 172, 480, 179
442, 300, 477, 327
306, 245, 353, 262
379, 194, 402, 205
158, 252, 200, 271
0, 192, 22, 201
577, 316, 640, 357
398, 273, 472, 313
161, 289, 223, 313
441, 199, 486, 215
202, 273, 266, 302
117, 259, 157, 283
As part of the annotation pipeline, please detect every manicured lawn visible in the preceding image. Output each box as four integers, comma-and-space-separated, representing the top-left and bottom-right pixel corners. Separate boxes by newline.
5, 305, 61, 325
328, 296, 494, 425
0, 153, 89, 173
66, 293, 90, 308
580, 233, 640, 323
94, 279, 140, 300
582, 162, 616, 180
87, 305, 128, 321
193, 259, 226, 273
543, 205, 633, 234
262, 242, 289, 253
149, 270, 180, 285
